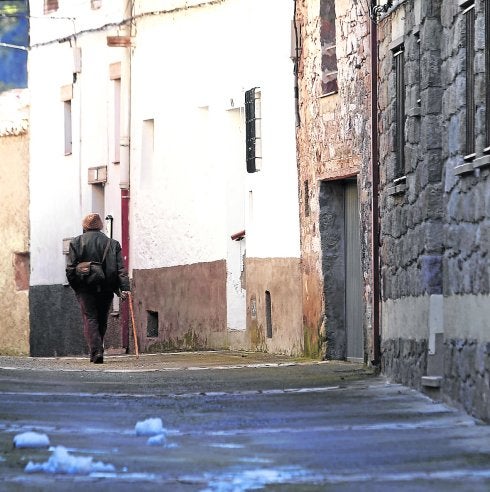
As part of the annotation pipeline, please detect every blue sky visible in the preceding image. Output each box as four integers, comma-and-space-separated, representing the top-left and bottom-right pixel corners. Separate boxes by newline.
0, 0, 28, 92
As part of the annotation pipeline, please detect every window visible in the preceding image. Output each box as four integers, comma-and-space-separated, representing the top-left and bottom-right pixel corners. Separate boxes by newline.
113, 78, 121, 163
60, 85, 73, 156
146, 311, 158, 338
265, 291, 272, 338
320, 0, 338, 95
63, 101, 72, 155
44, 0, 58, 14
394, 44, 405, 178
464, 2, 476, 157
141, 119, 154, 188
415, 32, 421, 110
304, 180, 310, 217
13, 252, 29, 291
245, 87, 261, 173
109, 62, 121, 164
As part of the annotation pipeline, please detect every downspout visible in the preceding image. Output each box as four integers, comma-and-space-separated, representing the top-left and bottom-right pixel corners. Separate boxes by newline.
119, 2, 133, 351
370, 2, 381, 366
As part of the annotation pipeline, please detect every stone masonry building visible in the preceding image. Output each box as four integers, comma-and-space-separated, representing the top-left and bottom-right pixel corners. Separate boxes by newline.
295, 0, 375, 363
378, 0, 490, 421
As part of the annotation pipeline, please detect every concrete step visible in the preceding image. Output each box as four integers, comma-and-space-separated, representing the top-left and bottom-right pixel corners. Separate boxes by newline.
421, 375, 442, 388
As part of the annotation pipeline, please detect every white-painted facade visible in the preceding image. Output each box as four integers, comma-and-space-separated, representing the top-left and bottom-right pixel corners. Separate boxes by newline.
29, 1, 128, 287
28, 0, 300, 351
130, 0, 300, 332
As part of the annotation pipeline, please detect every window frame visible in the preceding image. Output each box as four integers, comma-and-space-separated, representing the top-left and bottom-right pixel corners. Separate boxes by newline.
245, 87, 262, 173
393, 43, 406, 180
320, 0, 338, 96
463, 2, 476, 159
44, 0, 58, 14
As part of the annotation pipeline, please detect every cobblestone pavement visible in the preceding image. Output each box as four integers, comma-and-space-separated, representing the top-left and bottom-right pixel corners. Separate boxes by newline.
0, 352, 489, 491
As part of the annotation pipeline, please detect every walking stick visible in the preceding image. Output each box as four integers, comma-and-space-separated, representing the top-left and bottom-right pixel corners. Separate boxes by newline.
127, 292, 139, 358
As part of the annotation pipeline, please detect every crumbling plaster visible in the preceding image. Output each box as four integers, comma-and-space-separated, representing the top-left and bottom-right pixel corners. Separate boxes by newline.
295, 0, 373, 359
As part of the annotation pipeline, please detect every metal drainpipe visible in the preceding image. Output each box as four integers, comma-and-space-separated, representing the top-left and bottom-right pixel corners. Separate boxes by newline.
119, 1, 133, 351
370, 2, 381, 366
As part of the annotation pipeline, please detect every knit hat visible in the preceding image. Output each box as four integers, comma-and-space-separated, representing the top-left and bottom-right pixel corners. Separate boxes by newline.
82, 213, 104, 231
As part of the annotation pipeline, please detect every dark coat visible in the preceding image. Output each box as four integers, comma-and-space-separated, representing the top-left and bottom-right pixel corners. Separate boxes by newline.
66, 230, 130, 294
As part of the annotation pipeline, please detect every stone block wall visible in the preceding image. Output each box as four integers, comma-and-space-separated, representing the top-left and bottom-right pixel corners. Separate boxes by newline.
444, 340, 490, 422
379, 0, 490, 422
378, 0, 444, 303
442, 0, 490, 296
381, 338, 428, 389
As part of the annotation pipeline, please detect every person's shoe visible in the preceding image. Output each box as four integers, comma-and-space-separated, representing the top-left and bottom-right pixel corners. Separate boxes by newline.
93, 352, 104, 364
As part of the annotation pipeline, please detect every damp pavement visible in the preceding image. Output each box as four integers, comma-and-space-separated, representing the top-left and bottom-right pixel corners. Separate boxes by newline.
0, 351, 489, 491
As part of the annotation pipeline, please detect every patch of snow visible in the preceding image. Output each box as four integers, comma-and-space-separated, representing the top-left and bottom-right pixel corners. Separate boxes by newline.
13, 432, 50, 448
135, 417, 164, 436
200, 467, 318, 492
24, 445, 115, 475
209, 443, 244, 449
147, 434, 166, 446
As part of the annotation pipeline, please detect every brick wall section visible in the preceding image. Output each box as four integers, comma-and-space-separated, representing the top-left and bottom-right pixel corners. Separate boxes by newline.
295, 0, 373, 359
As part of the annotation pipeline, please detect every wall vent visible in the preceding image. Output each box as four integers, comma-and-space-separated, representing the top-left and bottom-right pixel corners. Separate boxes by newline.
146, 311, 158, 338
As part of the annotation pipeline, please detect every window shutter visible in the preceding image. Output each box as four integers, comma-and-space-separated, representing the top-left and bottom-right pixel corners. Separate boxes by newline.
245, 88, 261, 173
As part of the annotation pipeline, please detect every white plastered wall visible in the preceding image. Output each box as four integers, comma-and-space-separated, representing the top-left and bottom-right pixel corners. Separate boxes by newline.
130, 0, 300, 331
29, 0, 127, 287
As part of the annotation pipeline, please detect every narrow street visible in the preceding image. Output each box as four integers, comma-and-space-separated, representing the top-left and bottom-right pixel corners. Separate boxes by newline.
0, 352, 489, 491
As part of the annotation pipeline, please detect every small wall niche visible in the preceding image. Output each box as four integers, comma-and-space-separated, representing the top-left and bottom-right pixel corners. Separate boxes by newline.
146, 310, 159, 338
265, 290, 272, 338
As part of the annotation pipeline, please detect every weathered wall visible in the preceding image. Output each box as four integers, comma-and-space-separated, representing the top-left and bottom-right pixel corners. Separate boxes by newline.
29, 285, 85, 357
0, 130, 29, 355
379, 0, 490, 422
245, 258, 303, 356
28, 1, 129, 355
132, 261, 227, 352
129, 0, 302, 353
295, 0, 373, 359
440, 0, 490, 421
378, 0, 442, 386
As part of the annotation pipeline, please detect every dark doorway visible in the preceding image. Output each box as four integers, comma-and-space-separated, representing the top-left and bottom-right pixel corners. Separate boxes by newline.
319, 179, 363, 360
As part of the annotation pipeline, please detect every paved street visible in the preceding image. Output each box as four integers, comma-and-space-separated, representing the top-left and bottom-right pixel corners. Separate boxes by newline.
0, 351, 489, 491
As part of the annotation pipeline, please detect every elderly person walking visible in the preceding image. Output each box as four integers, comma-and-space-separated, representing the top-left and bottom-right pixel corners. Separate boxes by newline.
66, 213, 130, 364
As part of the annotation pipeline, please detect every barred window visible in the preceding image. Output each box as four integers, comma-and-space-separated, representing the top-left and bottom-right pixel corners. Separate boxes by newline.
245, 88, 262, 173
394, 44, 405, 178
464, 2, 476, 157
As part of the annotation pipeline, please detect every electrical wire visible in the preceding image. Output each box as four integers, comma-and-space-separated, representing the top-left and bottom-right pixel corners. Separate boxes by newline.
30, 0, 225, 48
